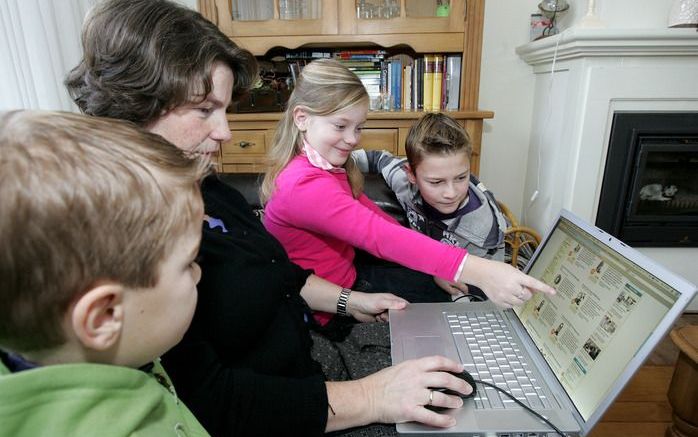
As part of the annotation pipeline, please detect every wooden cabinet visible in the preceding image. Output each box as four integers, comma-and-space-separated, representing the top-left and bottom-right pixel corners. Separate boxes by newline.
221, 110, 492, 176
360, 128, 399, 153
198, 0, 492, 174
202, 1, 468, 50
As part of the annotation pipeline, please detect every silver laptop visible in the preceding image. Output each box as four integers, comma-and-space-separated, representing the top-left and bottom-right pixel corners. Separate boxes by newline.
390, 209, 696, 436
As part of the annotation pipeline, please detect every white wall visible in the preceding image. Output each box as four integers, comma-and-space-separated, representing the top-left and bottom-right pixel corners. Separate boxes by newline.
479, 0, 678, 222
565, 0, 678, 28
478, 0, 540, 218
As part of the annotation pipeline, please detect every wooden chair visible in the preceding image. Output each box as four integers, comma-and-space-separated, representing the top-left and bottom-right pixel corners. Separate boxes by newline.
497, 201, 542, 270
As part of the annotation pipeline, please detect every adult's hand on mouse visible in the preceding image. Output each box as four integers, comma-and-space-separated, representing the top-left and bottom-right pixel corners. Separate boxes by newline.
458, 256, 555, 308
348, 291, 408, 322
358, 356, 472, 427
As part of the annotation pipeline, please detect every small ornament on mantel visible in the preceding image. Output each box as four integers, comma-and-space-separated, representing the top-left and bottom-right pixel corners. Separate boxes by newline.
576, 0, 605, 29
668, 0, 698, 28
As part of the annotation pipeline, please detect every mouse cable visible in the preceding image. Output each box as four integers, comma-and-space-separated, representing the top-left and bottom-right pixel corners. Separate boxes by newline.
452, 294, 486, 303
472, 379, 567, 437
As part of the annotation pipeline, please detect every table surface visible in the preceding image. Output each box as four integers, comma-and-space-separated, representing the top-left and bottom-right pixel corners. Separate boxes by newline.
671, 324, 698, 363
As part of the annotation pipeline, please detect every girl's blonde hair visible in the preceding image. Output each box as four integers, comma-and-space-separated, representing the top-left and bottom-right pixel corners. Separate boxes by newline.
260, 59, 369, 203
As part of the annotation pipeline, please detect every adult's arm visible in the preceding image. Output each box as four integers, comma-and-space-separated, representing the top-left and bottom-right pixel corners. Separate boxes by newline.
300, 273, 407, 322
161, 335, 328, 437
324, 356, 472, 432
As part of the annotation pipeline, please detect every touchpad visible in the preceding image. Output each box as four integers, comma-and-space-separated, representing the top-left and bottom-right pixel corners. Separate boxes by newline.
403, 336, 444, 359
476, 411, 562, 430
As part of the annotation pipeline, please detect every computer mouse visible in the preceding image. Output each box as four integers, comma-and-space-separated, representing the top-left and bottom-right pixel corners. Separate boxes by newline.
435, 370, 477, 399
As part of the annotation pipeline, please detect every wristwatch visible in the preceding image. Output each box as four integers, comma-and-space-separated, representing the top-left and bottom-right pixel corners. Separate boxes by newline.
337, 288, 352, 317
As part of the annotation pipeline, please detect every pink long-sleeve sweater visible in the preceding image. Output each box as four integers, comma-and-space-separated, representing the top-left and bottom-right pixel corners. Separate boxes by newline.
263, 156, 468, 290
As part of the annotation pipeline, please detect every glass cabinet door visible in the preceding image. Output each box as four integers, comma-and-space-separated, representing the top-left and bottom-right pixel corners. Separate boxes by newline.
355, 0, 401, 19
405, 0, 452, 17
340, 0, 465, 36
231, 0, 274, 21
210, 0, 337, 39
278, 0, 321, 19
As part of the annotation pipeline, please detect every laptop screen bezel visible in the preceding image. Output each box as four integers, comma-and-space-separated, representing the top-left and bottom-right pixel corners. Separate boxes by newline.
514, 209, 696, 435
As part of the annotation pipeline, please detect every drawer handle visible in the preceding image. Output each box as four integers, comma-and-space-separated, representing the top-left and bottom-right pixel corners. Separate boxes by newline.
237, 141, 255, 149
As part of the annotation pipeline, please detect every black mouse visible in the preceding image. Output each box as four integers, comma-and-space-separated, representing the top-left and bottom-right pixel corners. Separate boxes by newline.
435, 370, 477, 399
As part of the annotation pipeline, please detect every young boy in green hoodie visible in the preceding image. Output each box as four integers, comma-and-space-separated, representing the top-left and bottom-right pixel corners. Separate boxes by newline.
0, 110, 210, 436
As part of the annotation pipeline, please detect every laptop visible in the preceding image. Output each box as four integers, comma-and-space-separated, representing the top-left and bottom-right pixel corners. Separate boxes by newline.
390, 209, 696, 436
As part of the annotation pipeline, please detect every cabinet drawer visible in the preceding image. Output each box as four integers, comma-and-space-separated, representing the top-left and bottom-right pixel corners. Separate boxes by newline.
222, 131, 267, 156
359, 129, 398, 153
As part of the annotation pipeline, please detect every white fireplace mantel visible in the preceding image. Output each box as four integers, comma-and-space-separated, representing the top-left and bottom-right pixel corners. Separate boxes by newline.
517, 28, 698, 66
516, 28, 698, 309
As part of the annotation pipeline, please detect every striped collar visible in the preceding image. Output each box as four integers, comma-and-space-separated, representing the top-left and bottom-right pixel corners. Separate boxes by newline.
302, 140, 346, 173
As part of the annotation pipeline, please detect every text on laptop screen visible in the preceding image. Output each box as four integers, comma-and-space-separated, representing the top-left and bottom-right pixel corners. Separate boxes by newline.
513, 217, 680, 421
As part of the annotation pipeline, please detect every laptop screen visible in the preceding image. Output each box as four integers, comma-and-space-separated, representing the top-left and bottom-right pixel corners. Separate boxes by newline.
513, 215, 681, 421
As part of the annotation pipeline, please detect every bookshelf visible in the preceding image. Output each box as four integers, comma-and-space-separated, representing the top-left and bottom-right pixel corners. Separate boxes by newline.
198, 0, 494, 174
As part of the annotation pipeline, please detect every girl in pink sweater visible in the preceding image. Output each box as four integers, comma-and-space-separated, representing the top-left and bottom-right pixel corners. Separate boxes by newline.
261, 59, 554, 324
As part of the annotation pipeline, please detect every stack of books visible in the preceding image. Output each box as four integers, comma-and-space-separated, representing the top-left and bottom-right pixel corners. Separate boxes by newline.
285, 50, 332, 86
334, 50, 387, 110
282, 50, 462, 112
368, 53, 461, 112
405, 54, 461, 112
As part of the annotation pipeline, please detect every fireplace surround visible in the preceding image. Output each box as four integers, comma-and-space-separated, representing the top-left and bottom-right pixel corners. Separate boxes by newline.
517, 27, 698, 310
596, 112, 698, 246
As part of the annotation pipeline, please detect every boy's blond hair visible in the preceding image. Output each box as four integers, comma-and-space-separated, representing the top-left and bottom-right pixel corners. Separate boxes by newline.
404, 112, 472, 170
260, 59, 369, 203
0, 110, 209, 353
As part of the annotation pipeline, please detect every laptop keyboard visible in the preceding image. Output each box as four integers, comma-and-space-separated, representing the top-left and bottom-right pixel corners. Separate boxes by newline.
446, 311, 553, 410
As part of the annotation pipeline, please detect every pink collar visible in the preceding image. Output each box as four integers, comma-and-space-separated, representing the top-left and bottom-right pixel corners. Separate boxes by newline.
302, 140, 346, 173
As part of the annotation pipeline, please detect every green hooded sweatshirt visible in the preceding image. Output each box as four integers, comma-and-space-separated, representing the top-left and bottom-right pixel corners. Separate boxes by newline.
0, 358, 209, 437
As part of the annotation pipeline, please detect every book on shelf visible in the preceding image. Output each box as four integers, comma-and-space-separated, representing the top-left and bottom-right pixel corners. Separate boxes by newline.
388, 54, 412, 111
431, 54, 443, 113
394, 58, 403, 110
342, 61, 382, 69
444, 55, 461, 111
403, 64, 412, 111
334, 49, 387, 59
415, 57, 424, 111
440, 57, 448, 111
352, 69, 382, 104
285, 51, 331, 60
423, 54, 434, 112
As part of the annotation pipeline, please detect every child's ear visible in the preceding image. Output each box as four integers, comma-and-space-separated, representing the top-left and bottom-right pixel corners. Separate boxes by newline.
292, 107, 309, 131
405, 163, 417, 185
70, 284, 125, 351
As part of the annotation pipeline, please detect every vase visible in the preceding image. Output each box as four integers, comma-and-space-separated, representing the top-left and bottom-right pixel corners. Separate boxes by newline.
668, 0, 698, 28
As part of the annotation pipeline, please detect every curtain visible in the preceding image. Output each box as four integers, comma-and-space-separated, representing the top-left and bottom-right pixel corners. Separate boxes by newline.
0, 0, 95, 111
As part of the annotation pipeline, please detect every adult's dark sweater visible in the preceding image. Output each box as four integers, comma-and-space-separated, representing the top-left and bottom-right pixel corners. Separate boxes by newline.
161, 175, 328, 437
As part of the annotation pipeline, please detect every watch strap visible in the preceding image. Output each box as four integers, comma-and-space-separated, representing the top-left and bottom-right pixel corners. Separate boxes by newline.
337, 288, 352, 317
